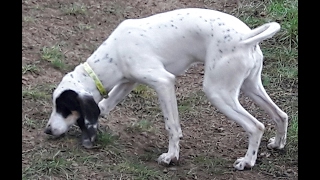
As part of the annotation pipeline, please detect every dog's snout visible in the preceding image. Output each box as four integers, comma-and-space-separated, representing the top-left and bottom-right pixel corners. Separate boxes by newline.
44, 127, 52, 135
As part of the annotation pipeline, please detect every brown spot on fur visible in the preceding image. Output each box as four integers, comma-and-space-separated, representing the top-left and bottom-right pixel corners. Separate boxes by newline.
65, 111, 80, 124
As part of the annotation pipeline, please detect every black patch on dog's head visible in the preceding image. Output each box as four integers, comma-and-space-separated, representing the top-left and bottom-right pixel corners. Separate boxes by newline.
56, 89, 100, 147
56, 89, 80, 118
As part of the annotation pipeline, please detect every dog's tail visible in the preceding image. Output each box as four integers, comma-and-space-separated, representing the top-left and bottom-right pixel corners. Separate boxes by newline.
240, 22, 280, 46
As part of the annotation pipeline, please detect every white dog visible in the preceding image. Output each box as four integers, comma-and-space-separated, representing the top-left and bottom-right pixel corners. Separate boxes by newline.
44, 8, 288, 170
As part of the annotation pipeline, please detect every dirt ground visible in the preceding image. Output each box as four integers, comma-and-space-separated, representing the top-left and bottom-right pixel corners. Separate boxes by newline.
22, 0, 298, 179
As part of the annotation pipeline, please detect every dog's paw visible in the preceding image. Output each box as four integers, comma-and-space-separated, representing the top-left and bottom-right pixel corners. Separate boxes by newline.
98, 101, 108, 116
82, 139, 93, 149
233, 157, 255, 170
157, 153, 179, 165
267, 136, 286, 149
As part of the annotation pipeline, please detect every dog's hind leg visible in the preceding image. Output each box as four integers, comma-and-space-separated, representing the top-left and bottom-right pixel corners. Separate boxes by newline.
203, 57, 265, 170
98, 81, 137, 116
241, 60, 288, 150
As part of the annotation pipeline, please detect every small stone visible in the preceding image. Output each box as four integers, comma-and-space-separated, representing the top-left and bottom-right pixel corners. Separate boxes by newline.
168, 167, 177, 171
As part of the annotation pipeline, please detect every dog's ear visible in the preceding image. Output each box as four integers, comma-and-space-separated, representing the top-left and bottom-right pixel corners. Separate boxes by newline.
56, 89, 100, 124
76, 93, 100, 125
55, 89, 81, 118
76, 92, 100, 148
56, 90, 100, 148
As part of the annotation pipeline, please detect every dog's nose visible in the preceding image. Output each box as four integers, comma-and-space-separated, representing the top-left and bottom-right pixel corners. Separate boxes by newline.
44, 127, 52, 135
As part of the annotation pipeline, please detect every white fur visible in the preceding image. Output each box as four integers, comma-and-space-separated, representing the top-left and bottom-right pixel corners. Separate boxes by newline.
50, 8, 288, 170
46, 108, 78, 136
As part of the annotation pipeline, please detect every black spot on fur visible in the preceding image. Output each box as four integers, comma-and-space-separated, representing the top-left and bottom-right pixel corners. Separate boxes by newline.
94, 59, 100, 63
70, 74, 74, 78
109, 58, 113, 63
219, 49, 223, 53
253, 151, 256, 155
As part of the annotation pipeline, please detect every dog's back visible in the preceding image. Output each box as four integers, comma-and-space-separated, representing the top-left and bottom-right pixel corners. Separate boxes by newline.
100, 8, 252, 75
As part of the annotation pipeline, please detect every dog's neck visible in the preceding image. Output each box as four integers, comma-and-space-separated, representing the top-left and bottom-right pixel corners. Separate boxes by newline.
54, 64, 104, 103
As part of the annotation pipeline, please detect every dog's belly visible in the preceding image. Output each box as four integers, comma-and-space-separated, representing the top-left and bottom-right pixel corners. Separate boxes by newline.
164, 60, 200, 75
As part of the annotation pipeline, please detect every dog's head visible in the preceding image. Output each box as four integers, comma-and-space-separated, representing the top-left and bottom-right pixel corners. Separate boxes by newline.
45, 88, 100, 148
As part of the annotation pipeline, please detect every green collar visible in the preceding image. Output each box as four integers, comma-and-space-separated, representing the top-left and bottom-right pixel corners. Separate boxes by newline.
83, 62, 107, 96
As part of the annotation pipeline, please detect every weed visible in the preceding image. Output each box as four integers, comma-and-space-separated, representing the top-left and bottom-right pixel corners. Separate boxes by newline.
286, 113, 298, 153
76, 23, 93, 31
193, 155, 229, 175
22, 64, 39, 74
267, 0, 298, 47
41, 45, 67, 70
22, 87, 49, 100
117, 159, 161, 179
23, 115, 37, 129
97, 131, 118, 146
62, 3, 87, 15
23, 157, 72, 179
132, 84, 155, 98
126, 119, 154, 133
23, 16, 35, 23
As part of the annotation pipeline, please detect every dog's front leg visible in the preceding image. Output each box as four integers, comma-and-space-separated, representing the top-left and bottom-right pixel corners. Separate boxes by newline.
153, 75, 183, 165
135, 69, 182, 165
98, 82, 136, 116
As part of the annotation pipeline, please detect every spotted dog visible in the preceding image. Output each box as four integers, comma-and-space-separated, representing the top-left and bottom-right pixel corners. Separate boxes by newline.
44, 8, 288, 170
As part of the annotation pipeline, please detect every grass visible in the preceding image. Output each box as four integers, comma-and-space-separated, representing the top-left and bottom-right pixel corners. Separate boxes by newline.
116, 159, 161, 179
132, 84, 155, 99
41, 45, 67, 70
62, 3, 87, 15
22, 87, 49, 100
76, 23, 93, 31
193, 155, 229, 175
96, 131, 118, 147
126, 119, 154, 133
23, 16, 35, 23
23, 156, 72, 179
23, 115, 37, 129
22, 64, 39, 74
